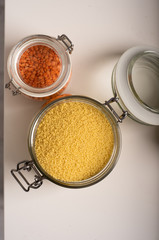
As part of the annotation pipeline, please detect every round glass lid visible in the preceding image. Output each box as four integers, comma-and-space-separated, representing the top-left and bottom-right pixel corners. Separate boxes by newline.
115, 46, 159, 125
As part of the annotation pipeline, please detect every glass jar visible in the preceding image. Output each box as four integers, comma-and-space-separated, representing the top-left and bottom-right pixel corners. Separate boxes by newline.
6, 34, 73, 100
11, 46, 159, 192
111, 46, 159, 125
11, 95, 121, 191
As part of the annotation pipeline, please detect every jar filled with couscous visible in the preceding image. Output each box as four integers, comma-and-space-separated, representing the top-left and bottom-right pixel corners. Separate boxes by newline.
11, 95, 121, 191
6, 34, 73, 100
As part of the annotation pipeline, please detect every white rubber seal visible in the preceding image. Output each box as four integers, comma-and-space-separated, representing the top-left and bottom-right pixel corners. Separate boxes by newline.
115, 46, 159, 126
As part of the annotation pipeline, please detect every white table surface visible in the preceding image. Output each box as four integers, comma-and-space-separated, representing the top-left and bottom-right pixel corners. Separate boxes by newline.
4, 0, 159, 239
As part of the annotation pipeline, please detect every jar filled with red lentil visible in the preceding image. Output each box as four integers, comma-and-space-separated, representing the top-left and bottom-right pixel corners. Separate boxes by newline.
6, 34, 73, 100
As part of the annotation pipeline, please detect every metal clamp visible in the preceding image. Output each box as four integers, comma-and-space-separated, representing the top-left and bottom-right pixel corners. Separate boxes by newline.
11, 160, 45, 192
104, 96, 128, 123
5, 80, 21, 96
57, 34, 74, 54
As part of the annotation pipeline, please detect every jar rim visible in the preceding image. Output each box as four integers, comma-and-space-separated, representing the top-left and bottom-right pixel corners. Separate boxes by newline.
28, 95, 121, 188
7, 34, 72, 98
114, 46, 159, 126
128, 51, 159, 113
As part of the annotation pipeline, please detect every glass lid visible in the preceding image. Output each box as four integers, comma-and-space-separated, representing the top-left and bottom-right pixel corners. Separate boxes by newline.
114, 46, 159, 126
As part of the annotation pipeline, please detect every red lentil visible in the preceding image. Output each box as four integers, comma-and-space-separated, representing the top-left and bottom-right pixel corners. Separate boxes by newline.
19, 45, 61, 88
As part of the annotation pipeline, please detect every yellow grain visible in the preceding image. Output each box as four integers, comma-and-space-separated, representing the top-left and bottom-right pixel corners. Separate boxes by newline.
35, 101, 114, 182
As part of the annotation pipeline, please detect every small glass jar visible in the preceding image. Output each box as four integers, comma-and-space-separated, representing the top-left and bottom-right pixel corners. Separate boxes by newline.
11, 46, 159, 192
6, 34, 74, 100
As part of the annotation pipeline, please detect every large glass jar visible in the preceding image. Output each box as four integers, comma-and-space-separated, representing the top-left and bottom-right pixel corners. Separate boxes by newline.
11, 95, 121, 191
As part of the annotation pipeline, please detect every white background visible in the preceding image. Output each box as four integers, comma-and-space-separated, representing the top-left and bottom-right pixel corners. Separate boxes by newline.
4, 0, 159, 240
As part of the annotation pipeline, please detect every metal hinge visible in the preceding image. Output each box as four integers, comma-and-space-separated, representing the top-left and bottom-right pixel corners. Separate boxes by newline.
57, 34, 74, 54
104, 96, 128, 123
5, 80, 21, 96
11, 160, 45, 192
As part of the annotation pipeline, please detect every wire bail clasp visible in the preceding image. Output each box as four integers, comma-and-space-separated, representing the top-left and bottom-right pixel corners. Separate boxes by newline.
104, 96, 128, 123
5, 80, 21, 96
11, 160, 45, 192
57, 34, 74, 54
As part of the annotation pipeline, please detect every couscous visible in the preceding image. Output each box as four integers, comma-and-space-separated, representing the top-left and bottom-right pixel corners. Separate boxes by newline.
35, 101, 114, 182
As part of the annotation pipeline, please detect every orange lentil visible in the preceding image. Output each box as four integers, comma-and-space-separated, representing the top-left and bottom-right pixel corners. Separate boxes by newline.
19, 45, 61, 88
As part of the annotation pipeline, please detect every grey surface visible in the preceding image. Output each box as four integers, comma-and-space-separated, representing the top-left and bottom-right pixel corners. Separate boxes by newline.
0, 0, 4, 239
